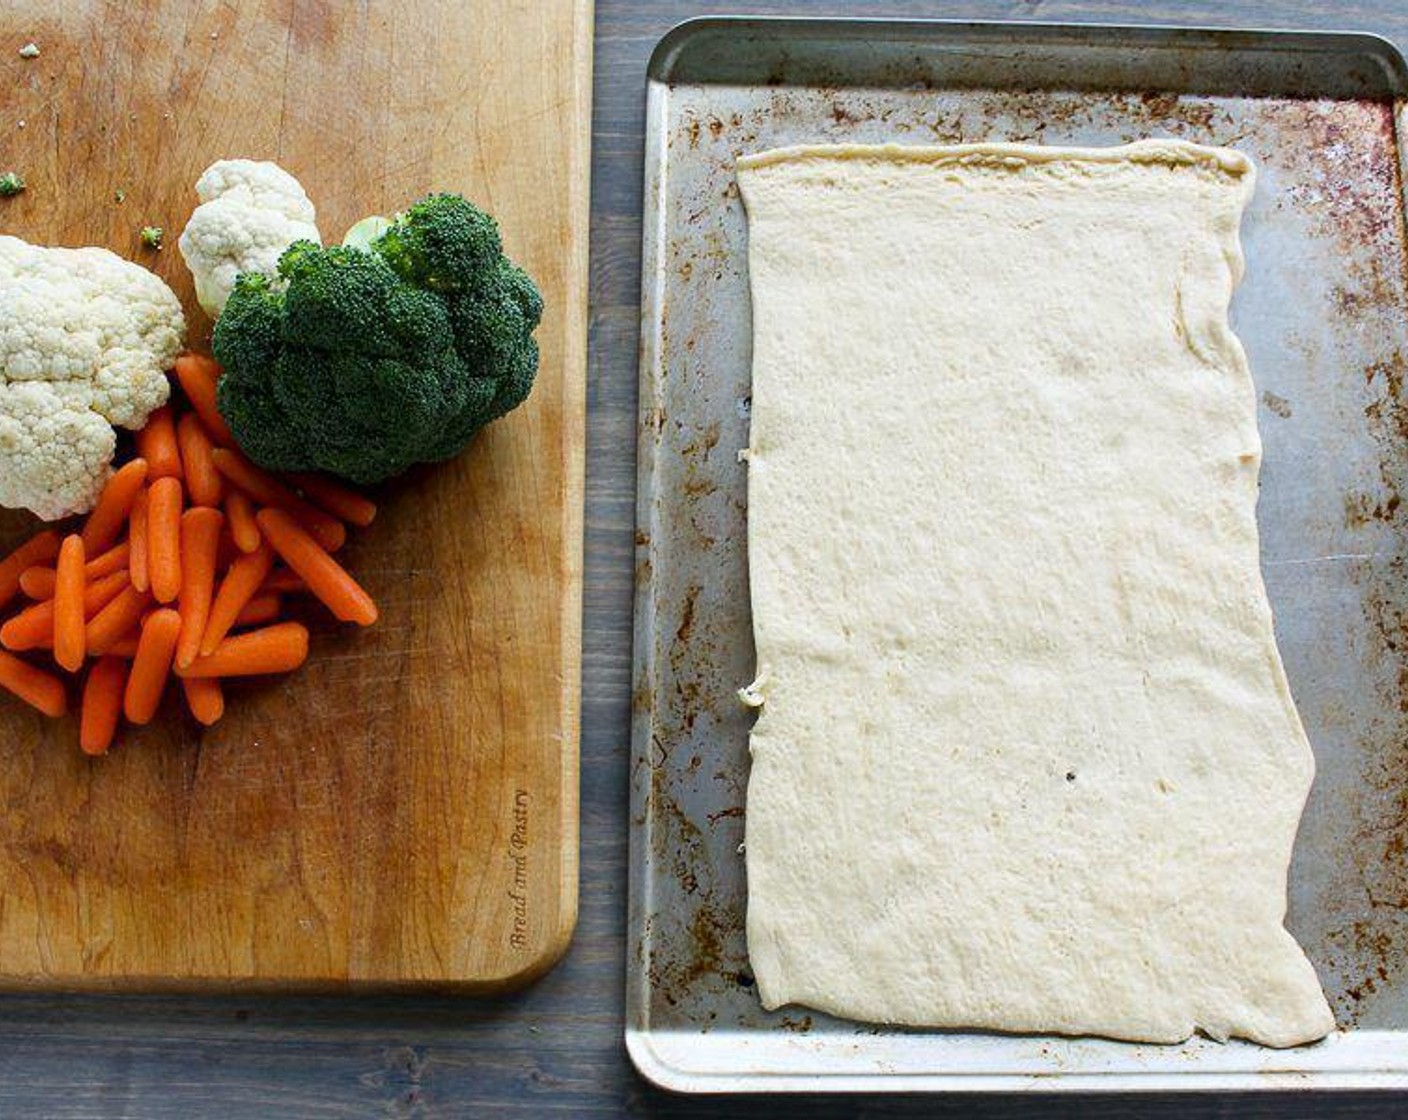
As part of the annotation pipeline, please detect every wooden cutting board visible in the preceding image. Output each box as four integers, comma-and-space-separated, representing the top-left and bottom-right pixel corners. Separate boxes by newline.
0, 0, 589, 990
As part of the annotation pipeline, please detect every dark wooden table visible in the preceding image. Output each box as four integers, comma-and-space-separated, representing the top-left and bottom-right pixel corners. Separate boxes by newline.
4, 1, 1406, 1115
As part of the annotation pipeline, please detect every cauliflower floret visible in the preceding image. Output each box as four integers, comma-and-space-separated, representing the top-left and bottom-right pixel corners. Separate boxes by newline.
178, 159, 320, 317
0, 383, 115, 521
0, 235, 185, 519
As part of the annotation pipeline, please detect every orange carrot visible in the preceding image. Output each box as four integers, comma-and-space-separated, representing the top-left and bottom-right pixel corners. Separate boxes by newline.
134, 407, 181, 481
3, 571, 129, 651
234, 594, 280, 627
181, 676, 224, 725
177, 413, 223, 507
223, 488, 261, 553
260, 568, 306, 595
18, 566, 55, 599
81, 570, 131, 613
0, 530, 61, 610
80, 656, 127, 754
178, 621, 309, 678
147, 476, 183, 604
289, 473, 377, 528
211, 449, 346, 552
129, 488, 150, 592
53, 534, 86, 672
21, 541, 130, 599
86, 583, 151, 655
85, 541, 131, 581
0, 649, 66, 717
174, 353, 234, 446
176, 507, 223, 669
123, 608, 180, 724
296, 508, 346, 553
213, 534, 235, 571
105, 635, 140, 659
255, 509, 377, 625
1, 603, 54, 652
80, 459, 149, 554
200, 544, 273, 656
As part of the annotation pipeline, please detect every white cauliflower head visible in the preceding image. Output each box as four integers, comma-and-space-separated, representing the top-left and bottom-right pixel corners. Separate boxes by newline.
0, 235, 184, 520
178, 159, 320, 317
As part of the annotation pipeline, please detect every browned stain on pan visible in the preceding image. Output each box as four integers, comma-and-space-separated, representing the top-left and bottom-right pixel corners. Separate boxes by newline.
644, 754, 747, 1013
1262, 390, 1294, 419
1331, 339, 1408, 1024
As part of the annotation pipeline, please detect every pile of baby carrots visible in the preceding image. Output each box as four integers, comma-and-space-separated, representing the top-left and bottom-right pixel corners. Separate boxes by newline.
0, 353, 379, 755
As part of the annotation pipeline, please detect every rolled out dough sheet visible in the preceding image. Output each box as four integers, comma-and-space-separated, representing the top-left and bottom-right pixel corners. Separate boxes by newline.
737, 140, 1333, 1048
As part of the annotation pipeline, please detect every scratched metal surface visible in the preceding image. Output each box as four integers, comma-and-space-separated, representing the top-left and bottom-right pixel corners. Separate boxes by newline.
628, 18, 1408, 1092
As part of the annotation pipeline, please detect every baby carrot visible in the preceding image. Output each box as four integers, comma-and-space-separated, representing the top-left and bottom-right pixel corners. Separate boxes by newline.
105, 635, 140, 659
289, 473, 377, 528
147, 476, 183, 604
200, 544, 273, 656
1, 603, 53, 651
86, 583, 151, 655
85, 541, 130, 581
177, 413, 222, 507
176, 508, 223, 669
80, 656, 128, 754
0, 649, 66, 717
53, 534, 86, 672
234, 594, 280, 628
22, 541, 130, 600
260, 568, 305, 595
3, 570, 130, 651
173, 353, 235, 447
83, 570, 131, 615
255, 509, 377, 625
123, 608, 180, 724
135, 407, 181, 481
19, 566, 55, 599
2, 605, 53, 648
129, 488, 150, 592
181, 677, 224, 725
211, 448, 346, 553
178, 621, 310, 678
223, 488, 261, 553
81, 459, 149, 554
0, 530, 61, 610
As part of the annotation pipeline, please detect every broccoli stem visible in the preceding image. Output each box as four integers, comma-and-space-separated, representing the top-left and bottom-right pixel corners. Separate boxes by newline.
342, 215, 392, 252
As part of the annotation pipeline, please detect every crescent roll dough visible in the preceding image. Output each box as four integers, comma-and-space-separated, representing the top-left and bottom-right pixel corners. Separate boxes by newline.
738, 141, 1333, 1048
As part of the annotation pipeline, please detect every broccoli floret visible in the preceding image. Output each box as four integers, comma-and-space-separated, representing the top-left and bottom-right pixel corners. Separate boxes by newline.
375, 193, 503, 292
449, 260, 544, 366
0, 172, 25, 198
278, 241, 451, 357
213, 194, 541, 485
139, 225, 164, 250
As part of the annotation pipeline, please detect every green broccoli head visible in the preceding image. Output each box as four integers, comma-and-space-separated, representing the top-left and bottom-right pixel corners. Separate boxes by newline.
375, 193, 503, 293
212, 195, 541, 485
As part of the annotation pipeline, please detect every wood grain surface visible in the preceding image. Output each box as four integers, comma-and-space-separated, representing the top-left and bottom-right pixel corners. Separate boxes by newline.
0, 0, 1405, 1116
0, 0, 590, 990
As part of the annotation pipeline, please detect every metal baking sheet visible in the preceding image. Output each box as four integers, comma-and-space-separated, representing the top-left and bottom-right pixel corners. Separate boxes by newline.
628, 17, 1408, 1092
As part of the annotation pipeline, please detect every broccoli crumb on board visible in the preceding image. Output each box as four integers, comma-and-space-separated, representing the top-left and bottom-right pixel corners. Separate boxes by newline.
17, 42, 39, 59
139, 226, 164, 250
114, 189, 126, 204
0, 172, 25, 197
